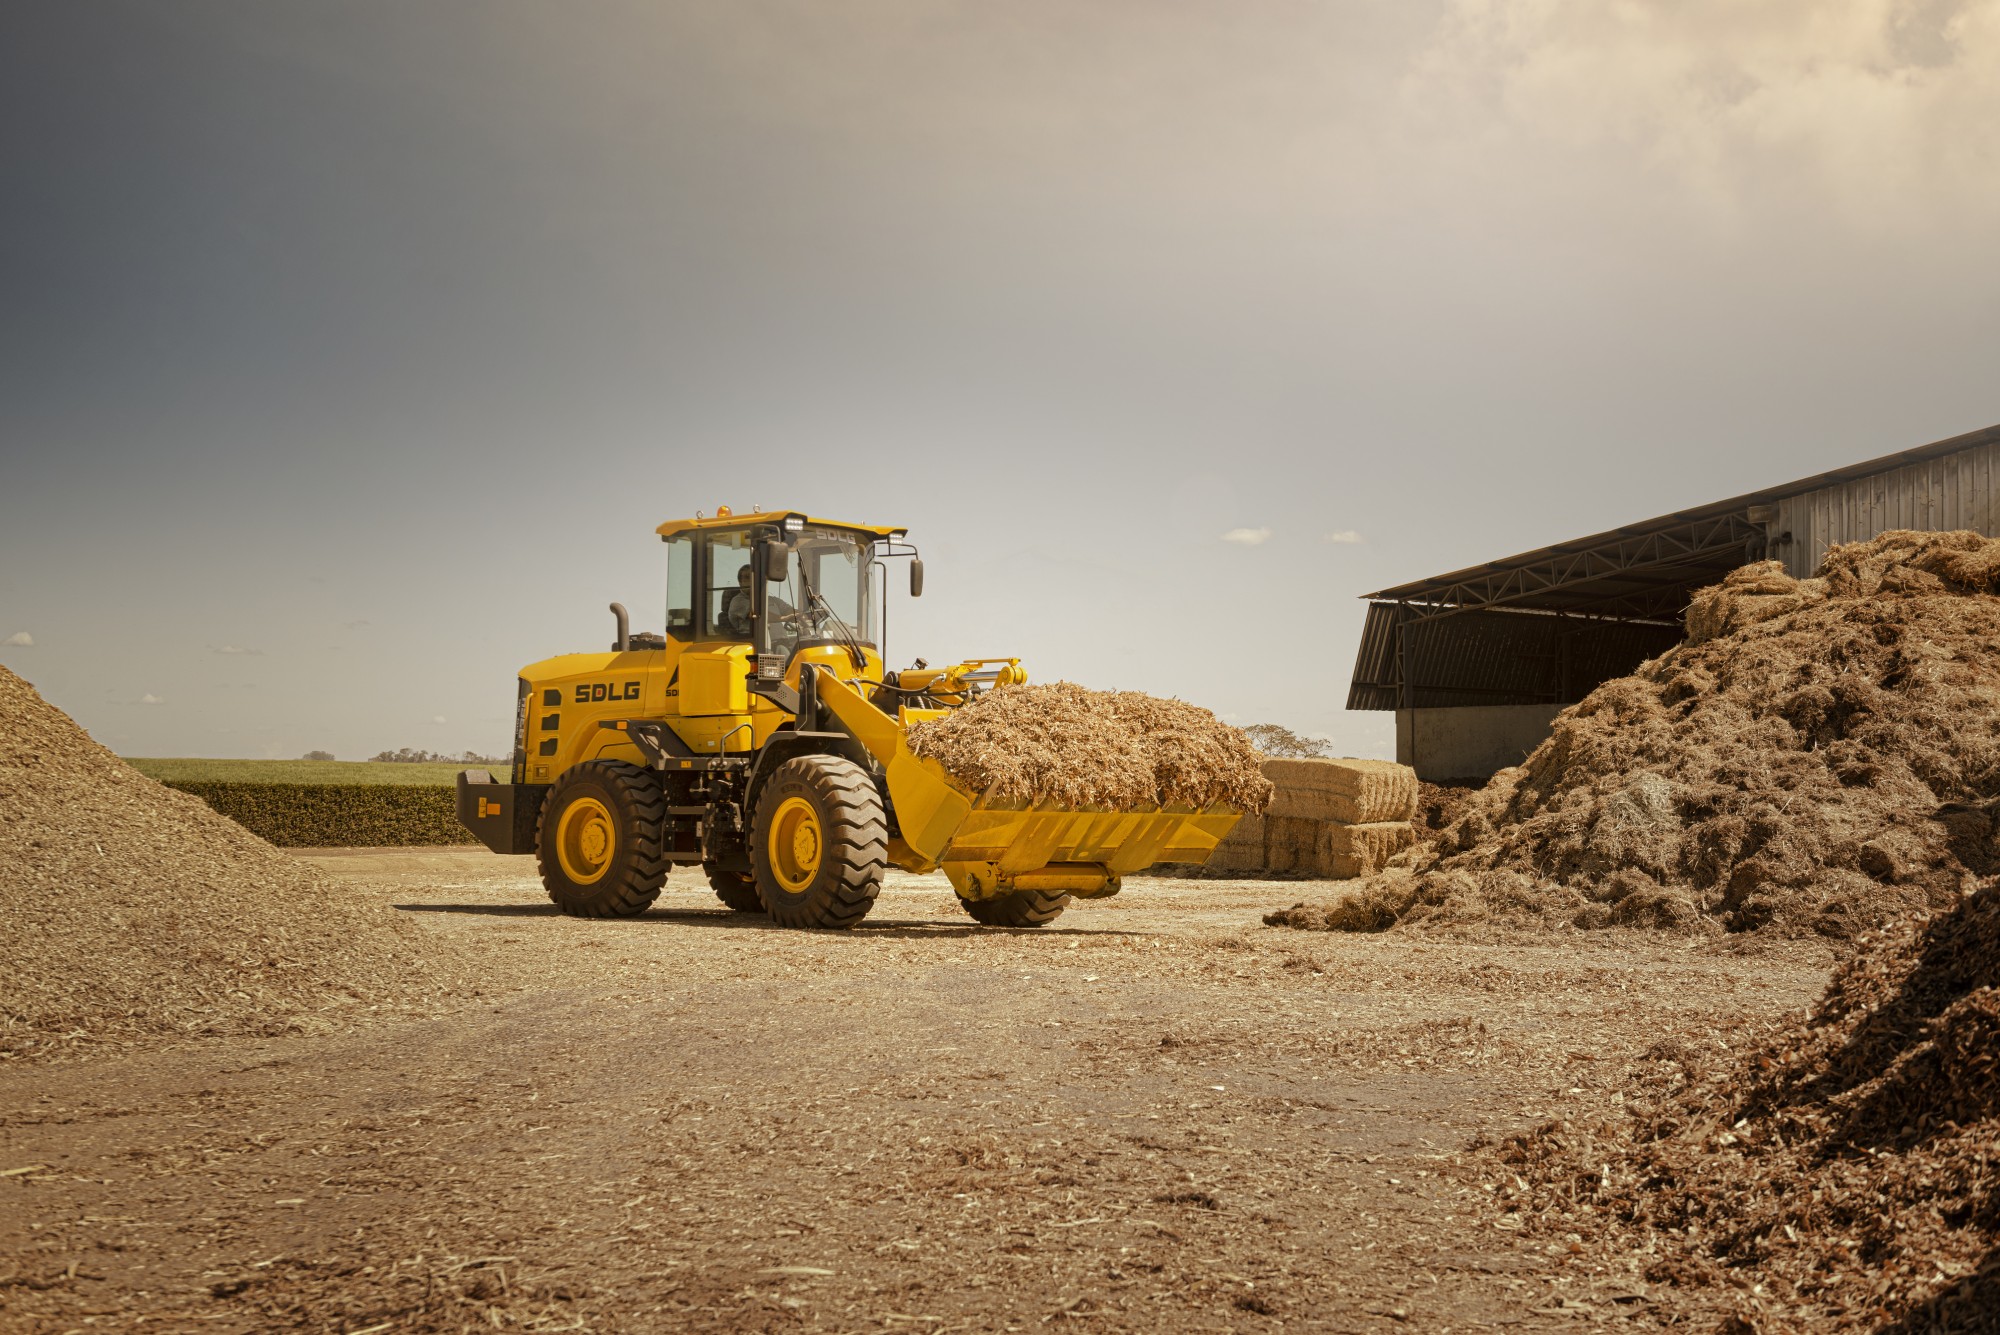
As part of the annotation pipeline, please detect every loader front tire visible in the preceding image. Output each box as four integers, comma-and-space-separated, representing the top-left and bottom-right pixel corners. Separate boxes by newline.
958, 888, 1070, 928
705, 864, 765, 914
750, 755, 887, 930
536, 761, 668, 918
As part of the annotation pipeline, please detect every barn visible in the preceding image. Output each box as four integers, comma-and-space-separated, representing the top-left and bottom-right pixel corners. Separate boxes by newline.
1348, 422, 2000, 779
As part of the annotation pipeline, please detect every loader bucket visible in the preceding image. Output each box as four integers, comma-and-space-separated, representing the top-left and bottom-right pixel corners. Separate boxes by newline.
816, 671, 1243, 900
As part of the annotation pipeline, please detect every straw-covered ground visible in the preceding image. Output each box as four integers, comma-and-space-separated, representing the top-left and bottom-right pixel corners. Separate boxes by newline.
1489, 885, 2000, 1331
1, 847, 1840, 1334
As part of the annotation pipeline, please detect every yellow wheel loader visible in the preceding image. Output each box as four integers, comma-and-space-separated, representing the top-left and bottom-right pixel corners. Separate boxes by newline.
457, 509, 1243, 929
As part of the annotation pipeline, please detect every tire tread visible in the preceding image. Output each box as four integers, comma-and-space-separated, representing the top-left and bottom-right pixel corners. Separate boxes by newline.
752, 755, 887, 930
706, 864, 764, 913
537, 760, 668, 918
959, 888, 1071, 927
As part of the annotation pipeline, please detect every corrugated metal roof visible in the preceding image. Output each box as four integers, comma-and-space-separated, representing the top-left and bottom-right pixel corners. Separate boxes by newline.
1365, 422, 2000, 610
1348, 422, 2000, 713
1347, 602, 1402, 711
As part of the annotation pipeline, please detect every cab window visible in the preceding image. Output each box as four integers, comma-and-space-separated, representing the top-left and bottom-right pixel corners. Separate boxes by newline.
702, 532, 754, 640
664, 535, 695, 639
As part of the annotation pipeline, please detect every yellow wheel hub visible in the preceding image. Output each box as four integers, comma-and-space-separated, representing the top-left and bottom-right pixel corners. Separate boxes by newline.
768, 796, 824, 892
555, 795, 617, 885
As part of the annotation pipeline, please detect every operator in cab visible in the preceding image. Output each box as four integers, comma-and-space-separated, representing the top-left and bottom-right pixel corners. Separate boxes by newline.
723, 564, 799, 639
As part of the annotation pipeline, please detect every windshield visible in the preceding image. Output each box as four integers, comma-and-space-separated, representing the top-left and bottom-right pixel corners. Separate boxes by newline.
769, 527, 878, 653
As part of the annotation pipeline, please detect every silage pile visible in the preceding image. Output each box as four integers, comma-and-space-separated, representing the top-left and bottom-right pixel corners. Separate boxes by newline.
905, 681, 1274, 811
1491, 887, 2000, 1330
0, 666, 473, 1061
1275, 530, 2000, 937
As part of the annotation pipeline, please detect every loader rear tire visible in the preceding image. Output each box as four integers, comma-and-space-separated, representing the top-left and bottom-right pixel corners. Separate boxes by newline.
536, 761, 668, 918
706, 864, 765, 914
958, 889, 1070, 928
750, 755, 886, 930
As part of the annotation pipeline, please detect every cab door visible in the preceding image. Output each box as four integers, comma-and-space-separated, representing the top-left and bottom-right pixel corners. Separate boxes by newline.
663, 528, 776, 754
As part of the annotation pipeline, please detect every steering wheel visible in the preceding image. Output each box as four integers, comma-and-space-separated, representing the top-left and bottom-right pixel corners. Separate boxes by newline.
773, 606, 826, 636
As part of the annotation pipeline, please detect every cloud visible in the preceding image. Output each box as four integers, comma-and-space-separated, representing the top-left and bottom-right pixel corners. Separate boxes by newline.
1323, 530, 1366, 544
1220, 527, 1274, 546
1407, 0, 2000, 230
139, 693, 165, 706
212, 644, 262, 656
2, 631, 31, 647
432, 715, 447, 724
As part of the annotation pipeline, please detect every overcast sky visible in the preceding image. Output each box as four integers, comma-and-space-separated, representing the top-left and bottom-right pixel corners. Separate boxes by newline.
3, 1, 1996, 760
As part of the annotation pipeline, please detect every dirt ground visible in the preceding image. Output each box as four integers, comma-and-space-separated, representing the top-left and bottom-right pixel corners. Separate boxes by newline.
1, 851, 1834, 1334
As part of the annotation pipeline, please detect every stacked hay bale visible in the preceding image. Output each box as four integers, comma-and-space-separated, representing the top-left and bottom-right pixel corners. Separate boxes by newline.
1270, 757, 1420, 877
1209, 757, 1418, 877
1202, 810, 1269, 874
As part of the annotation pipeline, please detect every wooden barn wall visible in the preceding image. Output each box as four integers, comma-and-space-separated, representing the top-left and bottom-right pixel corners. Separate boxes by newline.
1773, 440, 2000, 577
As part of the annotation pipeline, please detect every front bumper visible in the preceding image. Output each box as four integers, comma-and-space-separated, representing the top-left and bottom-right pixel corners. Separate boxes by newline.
456, 769, 545, 855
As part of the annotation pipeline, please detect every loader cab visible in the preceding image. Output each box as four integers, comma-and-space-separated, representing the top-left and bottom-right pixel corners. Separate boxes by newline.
662, 515, 886, 668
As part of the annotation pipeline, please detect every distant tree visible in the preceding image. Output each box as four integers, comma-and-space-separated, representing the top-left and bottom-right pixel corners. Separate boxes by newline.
301, 749, 336, 761
369, 746, 509, 764
1244, 724, 1331, 758
371, 747, 443, 763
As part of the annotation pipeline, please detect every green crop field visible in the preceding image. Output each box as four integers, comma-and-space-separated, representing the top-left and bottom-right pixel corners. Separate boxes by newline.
126, 758, 508, 787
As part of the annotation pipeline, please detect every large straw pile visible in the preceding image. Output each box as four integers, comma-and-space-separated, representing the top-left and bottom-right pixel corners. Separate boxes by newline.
0, 666, 472, 1061
1274, 530, 2000, 937
1493, 886, 2000, 1329
905, 681, 1273, 811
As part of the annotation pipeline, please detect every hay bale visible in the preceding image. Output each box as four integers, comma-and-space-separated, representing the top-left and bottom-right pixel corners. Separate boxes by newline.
1323, 820, 1416, 877
1202, 810, 1418, 879
1249, 816, 1417, 879
1263, 815, 1325, 875
905, 681, 1273, 811
1203, 847, 1266, 874
1204, 813, 1266, 871
1263, 757, 1418, 823
1223, 812, 1265, 847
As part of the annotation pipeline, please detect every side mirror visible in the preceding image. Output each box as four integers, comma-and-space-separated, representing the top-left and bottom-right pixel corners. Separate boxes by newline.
760, 540, 790, 582
910, 559, 924, 597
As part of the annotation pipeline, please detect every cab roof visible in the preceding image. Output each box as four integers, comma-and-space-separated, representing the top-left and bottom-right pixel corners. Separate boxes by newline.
656, 510, 906, 541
